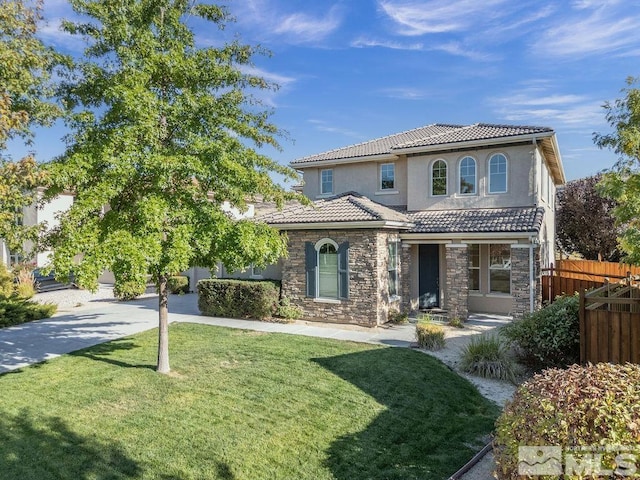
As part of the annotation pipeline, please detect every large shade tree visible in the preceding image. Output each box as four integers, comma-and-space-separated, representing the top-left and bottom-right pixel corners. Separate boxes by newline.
596, 77, 640, 265
0, 0, 61, 260
45, 0, 301, 373
555, 174, 621, 262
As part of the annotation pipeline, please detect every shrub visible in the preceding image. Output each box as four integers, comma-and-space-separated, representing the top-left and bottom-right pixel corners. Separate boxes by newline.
501, 294, 579, 370
0, 262, 13, 298
494, 363, 640, 479
0, 297, 57, 328
388, 310, 409, 324
167, 275, 189, 294
198, 279, 280, 320
275, 297, 303, 322
415, 320, 446, 350
460, 335, 519, 383
114, 281, 147, 301
13, 266, 36, 299
447, 316, 464, 328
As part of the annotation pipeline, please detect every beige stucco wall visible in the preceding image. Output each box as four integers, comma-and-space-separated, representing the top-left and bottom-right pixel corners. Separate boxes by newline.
405, 144, 537, 211
35, 193, 74, 267
301, 156, 408, 206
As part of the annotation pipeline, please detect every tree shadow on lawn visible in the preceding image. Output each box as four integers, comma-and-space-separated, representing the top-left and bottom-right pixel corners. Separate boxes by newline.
314, 348, 499, 480
0, 408, 141, 479
69, 339, 156, 371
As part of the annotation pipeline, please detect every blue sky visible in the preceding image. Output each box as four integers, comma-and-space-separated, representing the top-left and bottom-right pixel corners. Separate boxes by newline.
17, 0, 640, 183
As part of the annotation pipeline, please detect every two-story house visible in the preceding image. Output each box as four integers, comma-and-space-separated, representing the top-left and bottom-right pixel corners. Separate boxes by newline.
259, 123, 565, 326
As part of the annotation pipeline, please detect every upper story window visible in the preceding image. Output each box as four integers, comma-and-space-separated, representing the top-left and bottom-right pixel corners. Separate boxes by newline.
320, 169, 333, 195
488, 154, 508, 194
431, 159, 447, 196
459, 156, 476, 195
380, 163, 395, 190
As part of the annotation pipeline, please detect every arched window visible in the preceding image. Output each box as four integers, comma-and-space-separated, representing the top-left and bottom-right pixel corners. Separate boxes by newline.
431, 160, 447, 196
488, 153, 508, 193
459, 156, 476, 194
305, 238, 349, 300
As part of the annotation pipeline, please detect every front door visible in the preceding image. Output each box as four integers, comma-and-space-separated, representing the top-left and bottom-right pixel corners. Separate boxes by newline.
419, 244, 440, 309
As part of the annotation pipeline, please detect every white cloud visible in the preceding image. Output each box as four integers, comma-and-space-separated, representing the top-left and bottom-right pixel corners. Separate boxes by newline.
240, 66, 297, 89
351, 37, 425, 50
37, 17, 85, 52
379, 87, 430, 100
273, 7, 342, 42
533, 3, 640, 57
350, 36, 494, 61
308, 119, 362, 139
378, 0, 509, 36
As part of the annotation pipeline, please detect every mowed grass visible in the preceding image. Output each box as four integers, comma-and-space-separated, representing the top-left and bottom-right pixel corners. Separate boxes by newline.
0, 323, 499, 480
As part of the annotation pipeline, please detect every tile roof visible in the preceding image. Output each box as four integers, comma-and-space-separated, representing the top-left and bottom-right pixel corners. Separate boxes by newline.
407, 207, 544, 234
258, 192, 544, 235
257, 192, 412, 225
291, 123, 553, 166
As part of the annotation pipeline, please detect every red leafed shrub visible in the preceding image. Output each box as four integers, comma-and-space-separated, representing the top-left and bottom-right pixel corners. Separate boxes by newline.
494, 363, 640, 479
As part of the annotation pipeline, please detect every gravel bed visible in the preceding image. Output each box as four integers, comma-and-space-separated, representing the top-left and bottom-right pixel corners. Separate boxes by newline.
33, 284, 156, 311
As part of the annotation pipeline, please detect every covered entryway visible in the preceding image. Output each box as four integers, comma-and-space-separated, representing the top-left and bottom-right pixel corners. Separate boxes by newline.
418, 244, 440, 309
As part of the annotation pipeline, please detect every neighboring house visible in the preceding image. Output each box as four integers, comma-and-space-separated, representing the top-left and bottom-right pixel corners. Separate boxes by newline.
258, 123, 565, 326
0, 190, 74, 268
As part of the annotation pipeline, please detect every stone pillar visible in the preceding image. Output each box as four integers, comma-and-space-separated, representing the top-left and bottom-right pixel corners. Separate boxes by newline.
511, 244, 534, 319
400, 242, 412, 314
445, 244, 468, 321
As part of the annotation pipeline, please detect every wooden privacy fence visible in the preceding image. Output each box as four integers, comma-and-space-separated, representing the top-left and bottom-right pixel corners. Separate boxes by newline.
542, 259, 640, 303
579, 282, 640, 364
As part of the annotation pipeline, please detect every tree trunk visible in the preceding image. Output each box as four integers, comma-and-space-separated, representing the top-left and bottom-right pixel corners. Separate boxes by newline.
157, 273, 170, 373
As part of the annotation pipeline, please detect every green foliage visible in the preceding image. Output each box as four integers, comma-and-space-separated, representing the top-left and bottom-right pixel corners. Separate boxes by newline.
198, 279, 280, 320
0, 261, 13, 298
113, 281, 147, 301
167, 275, 189, 294
0, 297, 57, 328
595, 77, 640, 265
0, 0, 63, 259
275, 297, 303, 321
13, 264, 36, 299
502, 294, 579, 370
556, 174, 621, 261
494, 363, 640, 480
387, 310, 409, 324
447, 316, 464, 328
460, 335, 519, 383
415, 319, 446, 350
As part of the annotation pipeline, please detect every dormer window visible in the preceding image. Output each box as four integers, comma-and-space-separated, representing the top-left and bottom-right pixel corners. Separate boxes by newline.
459, 156, 477, 195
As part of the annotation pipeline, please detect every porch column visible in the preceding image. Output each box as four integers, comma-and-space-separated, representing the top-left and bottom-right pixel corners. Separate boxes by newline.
400, 242, 412, 313
511, 244, 541, 319
445, 243, 468, 321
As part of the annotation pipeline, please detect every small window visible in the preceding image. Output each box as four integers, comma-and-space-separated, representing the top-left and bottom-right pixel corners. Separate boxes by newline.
380, 163, 395, 190
459, 156, 476, 194
388, 241, 399, 297
431, 160, 447, 196
489, 244, 511, 294
489, 154, 508, 193
306, 239, 349, 300
321, 169, 333, 195
250, 265, 264, 278
468, 244, 480, 291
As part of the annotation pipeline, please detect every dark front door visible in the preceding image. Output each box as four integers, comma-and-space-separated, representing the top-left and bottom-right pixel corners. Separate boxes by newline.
419, 244, 440, 309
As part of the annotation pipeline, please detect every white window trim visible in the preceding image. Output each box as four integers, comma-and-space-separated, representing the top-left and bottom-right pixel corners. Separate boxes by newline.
250, 264, 264, 279
315, 238, 339, 300
431, 159, 448, 197
468, 244, 480, 292
320, 168, 334, 195
488, 153, 508, 194
458, 156, 477, 195
379, 163, 395, 191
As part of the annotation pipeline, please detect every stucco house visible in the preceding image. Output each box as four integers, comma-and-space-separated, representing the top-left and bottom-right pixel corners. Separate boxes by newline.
258, 123, 565, 326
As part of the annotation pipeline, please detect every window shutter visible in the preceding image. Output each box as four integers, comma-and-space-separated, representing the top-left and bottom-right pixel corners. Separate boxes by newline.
338, 241, 349, 300
305, 242, 317, 297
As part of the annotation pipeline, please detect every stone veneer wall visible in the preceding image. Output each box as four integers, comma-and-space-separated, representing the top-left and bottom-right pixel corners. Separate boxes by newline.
445, 244, 468, 320
400, 243, 412, 314
281, 229, 399, 327
510, 244, 542, 319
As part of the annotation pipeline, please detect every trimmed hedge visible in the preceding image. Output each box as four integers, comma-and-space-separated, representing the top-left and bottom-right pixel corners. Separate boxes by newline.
168, 275, 189, 294
198, 279, 280, 320
0, 298, 57, 328
494, 363, 640, 479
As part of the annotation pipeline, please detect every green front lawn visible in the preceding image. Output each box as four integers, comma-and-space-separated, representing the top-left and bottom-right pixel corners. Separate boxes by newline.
0, 323, 498, 480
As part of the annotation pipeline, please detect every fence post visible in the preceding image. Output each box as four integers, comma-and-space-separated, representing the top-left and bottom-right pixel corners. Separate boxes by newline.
579, 288, 586, 364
